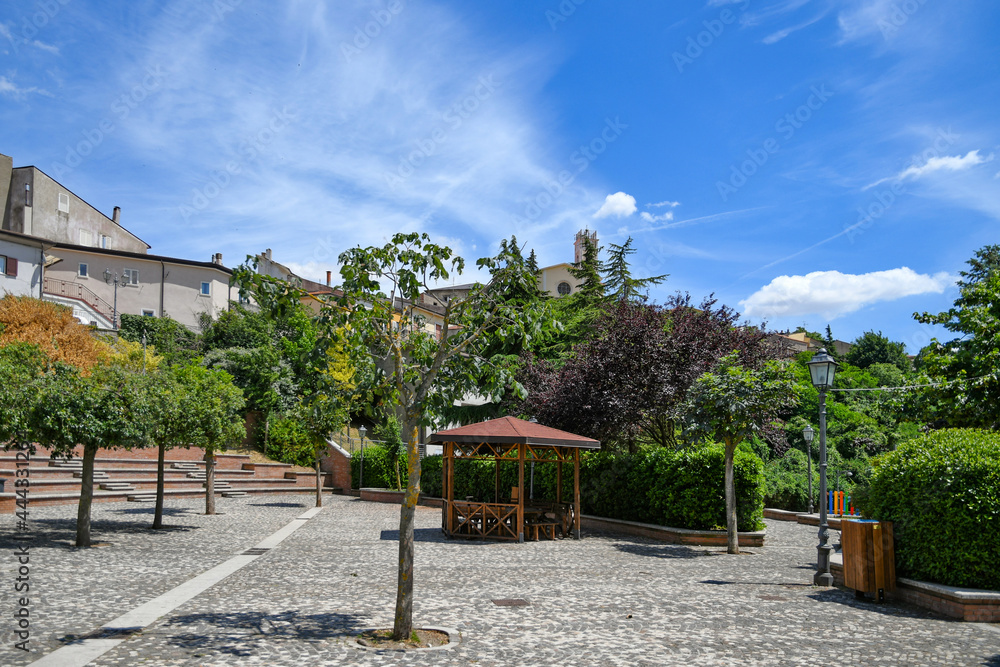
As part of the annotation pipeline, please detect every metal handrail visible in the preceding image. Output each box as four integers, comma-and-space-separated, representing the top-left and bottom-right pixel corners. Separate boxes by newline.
43, 277, 115, 322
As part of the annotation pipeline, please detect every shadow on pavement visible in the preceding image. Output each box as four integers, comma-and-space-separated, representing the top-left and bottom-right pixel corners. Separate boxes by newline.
0, 517, 198, 550
807, 586, 939, 620
614, 542, 718, 559
161, 610, 367, 656
380, 528, 495, 545
248, 502, 308, 508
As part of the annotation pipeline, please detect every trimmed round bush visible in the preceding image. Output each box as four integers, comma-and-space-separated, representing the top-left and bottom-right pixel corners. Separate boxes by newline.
865, 429, 1000, 590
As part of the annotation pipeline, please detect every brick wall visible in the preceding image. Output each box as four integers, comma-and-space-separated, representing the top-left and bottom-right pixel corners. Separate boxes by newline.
320, 443, 352, 491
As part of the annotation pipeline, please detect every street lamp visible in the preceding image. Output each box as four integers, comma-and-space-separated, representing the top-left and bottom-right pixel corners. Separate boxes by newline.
806, 348, 839, 586
358, 425, 367, 491
103, 269, 121, 329
802, 425, 815, 514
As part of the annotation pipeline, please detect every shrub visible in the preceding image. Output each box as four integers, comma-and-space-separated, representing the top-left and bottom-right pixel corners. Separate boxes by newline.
265, 414, 314, 468
350, 445, 408, 490
865, 429, 1000, 589
762, 449, 814, 512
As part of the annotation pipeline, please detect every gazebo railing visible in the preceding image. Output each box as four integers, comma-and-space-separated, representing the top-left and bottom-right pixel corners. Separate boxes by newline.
449, 501, 518, 541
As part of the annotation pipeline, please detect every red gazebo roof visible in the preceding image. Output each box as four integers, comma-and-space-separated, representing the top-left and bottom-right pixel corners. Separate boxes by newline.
429, 416, 600, 449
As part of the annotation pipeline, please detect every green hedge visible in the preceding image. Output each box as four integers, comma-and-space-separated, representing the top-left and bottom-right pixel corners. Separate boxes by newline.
265, 415, 314, 468
865, 428, 1000, 590
419, 443, 765, 532
350, 445, 407, 490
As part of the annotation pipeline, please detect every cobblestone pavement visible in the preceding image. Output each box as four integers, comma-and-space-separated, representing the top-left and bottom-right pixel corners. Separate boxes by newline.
2, 495, 998, 666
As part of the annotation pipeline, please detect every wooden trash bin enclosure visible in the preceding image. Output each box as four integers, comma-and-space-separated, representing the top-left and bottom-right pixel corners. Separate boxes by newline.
430, 416, 600, 543
842, 519, 896, 601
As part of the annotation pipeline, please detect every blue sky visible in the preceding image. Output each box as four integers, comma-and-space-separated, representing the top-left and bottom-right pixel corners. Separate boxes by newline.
2, 0, 999, 352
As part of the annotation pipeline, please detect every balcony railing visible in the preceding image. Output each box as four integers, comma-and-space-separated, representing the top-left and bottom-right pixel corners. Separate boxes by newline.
43, 277, 115, 325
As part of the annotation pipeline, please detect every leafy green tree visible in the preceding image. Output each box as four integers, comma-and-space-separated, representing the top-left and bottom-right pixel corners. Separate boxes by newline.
603, 237, 668, 302
0, 343, 49, 449
334, 232, 554, 640
171, 365, 246, 515
32, 364, 154, 546
119, 313, 201, 366
681, 353, 798, 553
846, 330, 910, 371
915, 245, 1000, 429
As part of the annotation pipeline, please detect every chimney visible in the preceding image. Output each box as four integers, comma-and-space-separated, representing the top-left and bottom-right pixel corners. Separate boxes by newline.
112, 206, 121, 224
212, 252, 223, 265
326, 270, 331, 287
265, 248, 272, 260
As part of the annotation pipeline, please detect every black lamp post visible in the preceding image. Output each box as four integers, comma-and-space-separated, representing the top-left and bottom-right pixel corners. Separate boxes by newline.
358, 425, 367, 491
806, 348, 839, 587
103, 269, 121, 329
802, 425, 815, 514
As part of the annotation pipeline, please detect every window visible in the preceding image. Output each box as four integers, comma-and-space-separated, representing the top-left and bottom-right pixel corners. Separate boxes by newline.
79, 230, 93, 246
557, 281, 571, 296
79, 263, 88, 278
100, 235, 112, 249
200, 281, 211, 296
123, 268, 139, 285
141, 309, 155, 317
58, 193, 70, 213
0, 255, 17, 277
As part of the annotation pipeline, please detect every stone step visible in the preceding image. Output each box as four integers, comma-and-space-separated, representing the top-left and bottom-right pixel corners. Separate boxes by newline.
50, 460, 82, 468
127, 494, 157, 502
74, 471, 109, 479
204, 482, 232, 489
99, 482, 136, 491
221, 491, 248, 498
171, 462, 200, 470
186, 472, 207, 479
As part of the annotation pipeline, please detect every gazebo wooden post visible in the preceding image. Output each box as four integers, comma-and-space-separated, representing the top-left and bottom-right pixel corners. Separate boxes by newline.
517, 441, 525, 543
494, 457, 499, 504
574, 448, 581, 540
445, 442, 454, 537
556, 456, 563, 505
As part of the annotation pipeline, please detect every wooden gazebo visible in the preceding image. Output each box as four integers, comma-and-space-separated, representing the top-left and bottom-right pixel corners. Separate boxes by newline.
429, 417, 600, 542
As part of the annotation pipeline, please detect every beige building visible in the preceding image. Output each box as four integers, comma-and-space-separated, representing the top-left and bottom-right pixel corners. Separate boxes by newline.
1, 153, 149, 254
44, 244, 233, 330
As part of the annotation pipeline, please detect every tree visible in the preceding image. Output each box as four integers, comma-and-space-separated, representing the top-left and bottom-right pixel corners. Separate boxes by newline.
0, 295, 102, 371
915, 245, 1000, 429
119, 313, 201, 366
0, 343, 49, 449
32, 364, 154, 546
171, 365, 246, 515
603, 237, 667, 302
845, 330, 910, 371
334, 232, 552, 640
568, 233, 605, 305
681, 353, 798, 553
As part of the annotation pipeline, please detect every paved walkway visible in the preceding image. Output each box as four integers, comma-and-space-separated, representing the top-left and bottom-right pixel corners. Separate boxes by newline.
2, 495, 998, 666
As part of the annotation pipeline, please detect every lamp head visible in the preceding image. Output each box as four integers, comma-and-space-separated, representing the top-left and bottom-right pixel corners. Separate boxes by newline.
802, 425, 815, 444
806, 348, 839, 391
358, 425, 367, 439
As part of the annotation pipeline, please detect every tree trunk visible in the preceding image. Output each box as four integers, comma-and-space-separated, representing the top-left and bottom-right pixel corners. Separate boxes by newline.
314, 457, 323, 508
205, 449, 216, 515
392, 424, 422, 640
76, 444, 98, 547
724, 440, 739, 555
152, 441, 166, 529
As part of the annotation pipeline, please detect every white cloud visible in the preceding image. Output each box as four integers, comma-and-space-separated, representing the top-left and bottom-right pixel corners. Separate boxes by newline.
647, 200, 681, 208
838, 0, 896, 42
864, 150, 994, 190
0, 75, 48, 98
594, 192, 637, 219
640, 211, 674, 223
31, 40, 59, 55
740, 268, 954, 319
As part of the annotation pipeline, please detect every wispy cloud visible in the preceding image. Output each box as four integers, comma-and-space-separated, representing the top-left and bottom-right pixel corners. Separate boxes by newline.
864, 150, 994, 190
31, 40, 59, 55
762, 12, 828, 44
647, 200, 681, 208
0, 74, 49, 98
640, 211, 674, 223
741, 268, 954, 319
